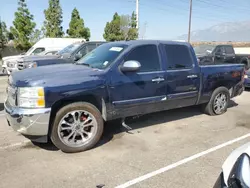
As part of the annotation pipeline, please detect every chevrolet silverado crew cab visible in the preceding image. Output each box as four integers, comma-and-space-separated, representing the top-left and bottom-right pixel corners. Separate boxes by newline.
5, 40, 244, 153
17, 41, 105, 71
194, 44, 250, 68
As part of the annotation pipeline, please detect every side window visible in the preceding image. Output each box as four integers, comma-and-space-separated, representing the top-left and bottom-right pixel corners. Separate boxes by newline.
45, 51, 57, 55
77, 46, 87, 57
225, 46, 234, 54
164, 44, 193, 69
215, 47, 224, 54
32, 48, 45, 55
87, 44, 97, 53
124, 45, 160, 72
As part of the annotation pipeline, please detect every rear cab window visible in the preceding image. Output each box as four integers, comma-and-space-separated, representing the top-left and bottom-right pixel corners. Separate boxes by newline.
164, 44, 193, 69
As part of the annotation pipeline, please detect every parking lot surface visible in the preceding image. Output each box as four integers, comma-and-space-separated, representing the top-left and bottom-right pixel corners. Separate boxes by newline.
1, 76, 250, 188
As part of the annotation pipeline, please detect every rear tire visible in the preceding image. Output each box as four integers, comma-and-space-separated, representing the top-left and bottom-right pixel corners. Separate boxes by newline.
202, 87, 230, 116
50, 102, 104, 153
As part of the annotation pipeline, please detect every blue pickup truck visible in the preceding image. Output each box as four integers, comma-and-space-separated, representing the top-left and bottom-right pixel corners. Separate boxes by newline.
5, 40, 245, 153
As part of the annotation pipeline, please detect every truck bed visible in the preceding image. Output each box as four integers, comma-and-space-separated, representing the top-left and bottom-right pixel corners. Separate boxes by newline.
199, 64, 244, 104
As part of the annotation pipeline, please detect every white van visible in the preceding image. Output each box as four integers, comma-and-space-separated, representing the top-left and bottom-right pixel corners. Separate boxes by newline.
2, 38, 85, 74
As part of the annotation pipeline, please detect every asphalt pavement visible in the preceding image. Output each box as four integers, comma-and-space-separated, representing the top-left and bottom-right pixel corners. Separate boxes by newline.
0, 76, 250, 188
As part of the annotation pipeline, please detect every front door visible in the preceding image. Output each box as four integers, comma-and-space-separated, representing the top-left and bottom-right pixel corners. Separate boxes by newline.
162, 44, 200, 109
109, 44, 167, 118
214, 46, 225, 64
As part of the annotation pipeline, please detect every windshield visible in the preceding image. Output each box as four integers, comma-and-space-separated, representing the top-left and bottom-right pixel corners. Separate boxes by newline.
25, 47, 34, 55
76, 43, 128, 69
194, 45, 216, 55
58, 43, 81, 55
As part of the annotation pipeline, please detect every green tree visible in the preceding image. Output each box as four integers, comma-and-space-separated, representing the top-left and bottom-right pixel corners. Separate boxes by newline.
103, 12, 138, 41
103, 12, 124, 41
30, 29, 42, 44
127, 11, 138, 40
10, 0, 36, 50
44, 0, 64, 37
0, 20, 8, 49
67, 8, 90, 40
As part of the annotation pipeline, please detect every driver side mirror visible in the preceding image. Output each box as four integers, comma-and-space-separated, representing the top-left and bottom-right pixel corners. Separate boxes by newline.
228, 153, 250, 188
120, 60, 141, 72
74, 54, 82, 61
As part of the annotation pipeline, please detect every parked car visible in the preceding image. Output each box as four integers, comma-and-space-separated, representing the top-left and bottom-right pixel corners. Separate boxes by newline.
5, 40, 245, 153
2, 38, 85, 75
194, 44, 250, 68
214, 142, 250, 188
17, 41, 105, 70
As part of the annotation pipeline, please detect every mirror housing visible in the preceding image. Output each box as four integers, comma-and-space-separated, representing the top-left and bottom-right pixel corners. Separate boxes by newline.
206, 50, 212, 54
74, 54, 82, 61
228, 153, 250, 188
120, 60, 141, 72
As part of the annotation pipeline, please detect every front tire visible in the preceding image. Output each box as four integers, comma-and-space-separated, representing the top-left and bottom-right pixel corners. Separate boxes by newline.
202, 87, 230, 116
50, 102, 104, 153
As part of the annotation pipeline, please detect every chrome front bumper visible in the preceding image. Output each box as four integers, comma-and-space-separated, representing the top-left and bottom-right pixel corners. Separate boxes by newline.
4, 101, 51, 136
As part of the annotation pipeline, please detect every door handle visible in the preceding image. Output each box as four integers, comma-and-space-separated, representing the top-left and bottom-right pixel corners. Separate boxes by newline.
187, 75, 198, 78
152, 77, 165, 83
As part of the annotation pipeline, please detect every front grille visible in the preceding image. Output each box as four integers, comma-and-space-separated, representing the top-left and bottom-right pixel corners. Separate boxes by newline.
17, 61, 24, 70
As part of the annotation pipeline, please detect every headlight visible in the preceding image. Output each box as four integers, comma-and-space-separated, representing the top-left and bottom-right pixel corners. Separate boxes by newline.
25, 61, 37, 68
244, 75, 248, 79
17, 87, 45, 108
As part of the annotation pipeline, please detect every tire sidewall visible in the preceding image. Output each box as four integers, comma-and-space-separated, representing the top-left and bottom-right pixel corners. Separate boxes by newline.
51, 102, 104, 153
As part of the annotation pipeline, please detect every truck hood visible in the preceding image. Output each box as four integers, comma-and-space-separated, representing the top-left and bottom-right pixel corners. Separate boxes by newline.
2, 55, 25, 61
21, 54, 61, 62
10, 64, 105, 87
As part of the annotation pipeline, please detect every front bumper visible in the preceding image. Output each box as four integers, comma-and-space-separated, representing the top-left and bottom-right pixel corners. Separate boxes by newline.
4, 101, 51, 136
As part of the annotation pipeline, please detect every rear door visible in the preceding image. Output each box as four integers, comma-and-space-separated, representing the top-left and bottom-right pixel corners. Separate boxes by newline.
163, 44, 200, 108
109, 44, 167, 118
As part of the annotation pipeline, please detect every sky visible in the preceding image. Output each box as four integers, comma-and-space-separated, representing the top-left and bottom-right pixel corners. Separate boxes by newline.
0, 0, 250, 41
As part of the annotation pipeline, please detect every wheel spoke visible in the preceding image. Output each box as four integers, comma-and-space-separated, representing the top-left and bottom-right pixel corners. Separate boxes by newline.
61, 126, 73, 131
72, 132, 77, 141
81, 116, 93, 128
82, 116, 91, 124
83, 130, 91, 137
71, 112, 78, 123
61, 120, 73, 127
65, 131, 75, 141
79, 132, 87, 141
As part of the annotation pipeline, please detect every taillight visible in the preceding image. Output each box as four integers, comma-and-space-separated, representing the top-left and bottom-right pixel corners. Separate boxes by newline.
242, 70, 246, 81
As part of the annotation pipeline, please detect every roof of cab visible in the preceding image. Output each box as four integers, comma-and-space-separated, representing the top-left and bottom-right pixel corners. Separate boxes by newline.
107, 40, 191, 47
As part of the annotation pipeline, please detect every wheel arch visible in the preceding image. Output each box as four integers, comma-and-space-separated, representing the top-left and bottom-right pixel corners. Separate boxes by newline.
48, 94, 106, 137
240, 57, 250, 70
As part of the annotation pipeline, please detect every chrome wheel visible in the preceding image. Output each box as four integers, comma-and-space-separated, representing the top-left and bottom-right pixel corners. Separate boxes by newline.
213, 93, 227, 114
58, 110, 98, 148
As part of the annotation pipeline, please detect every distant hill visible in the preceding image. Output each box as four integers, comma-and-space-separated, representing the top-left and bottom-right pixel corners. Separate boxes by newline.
176, 21, 250, 42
